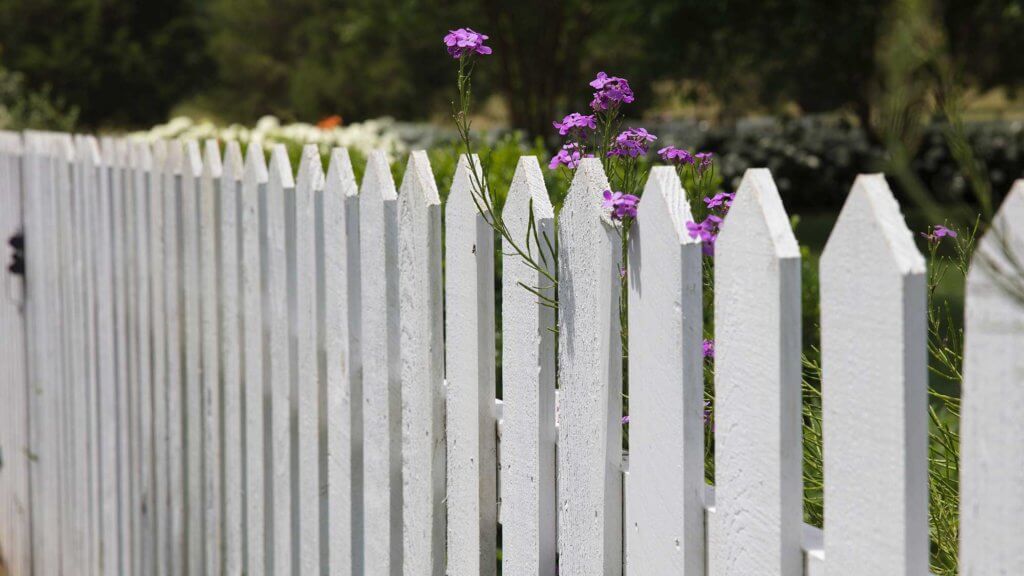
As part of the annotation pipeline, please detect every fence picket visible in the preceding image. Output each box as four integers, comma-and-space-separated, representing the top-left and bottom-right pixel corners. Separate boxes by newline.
322, 147, 361, 576
294, 145, 323, 575
131, 140, 157, 575
221, 140, 245, 576
499, 156, 557, 576
122, 139, 142, 576
360, 149, 402, 576
960, 182, 1024, 575
444, 153, 497, 576
241, 143, 269, 576
0, 132, 30, 576
820, 174, 928, 575
711, 169, 802, 575
399, 150, 445, 576
626, 166, 705, 575
163, 139, 187, 576
266, 144, 295, 576
149, 138, 172, 576
180, 140, 204, 576
556, 158, 622, 576
199, 140, 224, 576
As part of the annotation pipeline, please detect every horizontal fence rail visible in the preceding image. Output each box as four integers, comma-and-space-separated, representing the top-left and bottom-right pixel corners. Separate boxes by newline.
0, 130, 1021, 576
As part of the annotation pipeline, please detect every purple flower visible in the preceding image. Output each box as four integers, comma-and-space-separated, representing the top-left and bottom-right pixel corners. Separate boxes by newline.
694, 152, 714, 173
703, 192, 735, 210
602, 190, 640, 221
658, 146, 694, 164
553, 112, 597, 136
686, 215, 723, 256
921, 224, 958, 242
589, 72, 635, 111
704, 400, 712, 427
444, 28, 493, 58
621, 415, 630, 425
548, 142, 591, 170
702, 339, 715, 359
608, 127, 658, 158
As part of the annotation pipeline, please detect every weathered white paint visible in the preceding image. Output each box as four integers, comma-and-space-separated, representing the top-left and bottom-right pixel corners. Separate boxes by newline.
122, 139, 141, 576
0, 132, 30, 576
500, 156, 557, 576
149, 138, 172, 576
241, 142, 269, 576
444, 153, 497, 576
711, 168, 802, 576
24, 133, 64, 576
399, 150, 446, 576
163, 139, 187, 576
112, 138, 134, 576
96, 137, 120, 576
556, 157, 622, 576
181, 140, 204, 576
820, 174, 928, 576
266, 144, 294, 576
221, 140, 245, 576
626, 166, 705, 576
295, 145, 323, 575
360, 149, 402, 576
131, 140, 157, 575
200, 140, 224, 576
322, 147, 360, 576
960, 182, 1024, 575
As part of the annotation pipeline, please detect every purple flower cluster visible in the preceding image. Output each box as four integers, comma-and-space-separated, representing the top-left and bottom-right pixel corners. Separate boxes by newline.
602, 190, 639, 221
658, 146, 714, 173
686, 215, 723, 256
657, 146, 693, 164
443, 28, 492, 58
608, 127, 658, 158
702, 339, 715, 359
548, 142, 591, 170
921, 224, 958, 243
703, 192, 735, 210
553, 112, 597, 136
589, 72, 635, 111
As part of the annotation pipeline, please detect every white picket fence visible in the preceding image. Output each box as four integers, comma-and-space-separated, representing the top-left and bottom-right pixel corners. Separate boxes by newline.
0, 130, 1021, 576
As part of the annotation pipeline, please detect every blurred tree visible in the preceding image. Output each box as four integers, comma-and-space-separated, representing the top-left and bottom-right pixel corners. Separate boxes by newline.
203, 0, 478, 124
0, 0, 209, 128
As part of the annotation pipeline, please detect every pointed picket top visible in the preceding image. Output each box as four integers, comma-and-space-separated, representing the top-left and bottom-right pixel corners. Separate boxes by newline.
447, 152, 488, 212
506, 155, 554, 222
269, 143, 295, 190
244, 142, 269, 186
401, 150, 441, 208
960, 182, 1024, 575
56, 133, 75, 163
84, 135, 102, 167
710, 168, 802, 576
822, 174, 925, 275
557, 156, 623, 576
184, 139, 202, 179
820, 174, 928, 576
151, 139, 167, 176
626, 166, 705, 576
362, 149, 397, 202
718, 168, 799, 257
202, 139, 223, 180
115, 137, 131, 169
398, 149, 445, 576
501, 155, 557, 576
636, 166, 699, 245
165, 138, 183, 177
326, 147, 358, 199
222, 141, 243, 183
297, 143, 325, 194
101, 135, 117, 167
